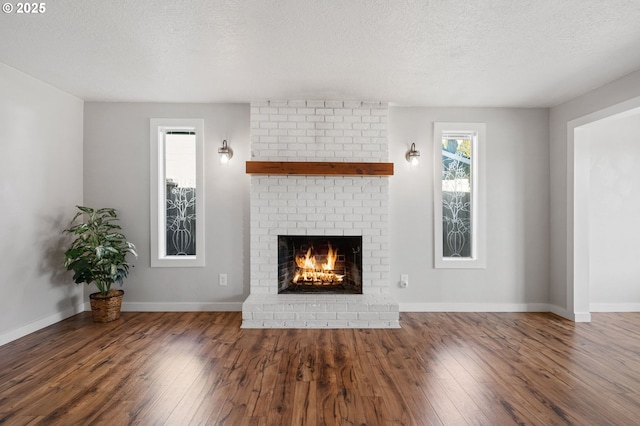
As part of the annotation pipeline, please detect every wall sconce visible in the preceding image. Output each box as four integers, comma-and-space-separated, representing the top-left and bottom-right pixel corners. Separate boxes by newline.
406, 142, 420, 165
218, 140, 233, 163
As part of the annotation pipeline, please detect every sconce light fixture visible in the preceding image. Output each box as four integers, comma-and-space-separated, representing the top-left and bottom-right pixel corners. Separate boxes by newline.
406, 142, 420, 165
218, 140, 233, 163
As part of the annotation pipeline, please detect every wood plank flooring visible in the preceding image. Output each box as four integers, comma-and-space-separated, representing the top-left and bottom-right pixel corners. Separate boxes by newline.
1, 311, 639, 425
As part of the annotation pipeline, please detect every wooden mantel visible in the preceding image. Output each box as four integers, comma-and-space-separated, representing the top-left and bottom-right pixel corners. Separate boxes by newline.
245, 161, 394, 176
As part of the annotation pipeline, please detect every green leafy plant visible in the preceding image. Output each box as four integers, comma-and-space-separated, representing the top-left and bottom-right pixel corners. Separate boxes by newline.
64, 206, 137, 295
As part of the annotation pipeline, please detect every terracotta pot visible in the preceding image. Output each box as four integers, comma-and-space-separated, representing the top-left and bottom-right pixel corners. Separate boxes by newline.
89, 290, 124, 323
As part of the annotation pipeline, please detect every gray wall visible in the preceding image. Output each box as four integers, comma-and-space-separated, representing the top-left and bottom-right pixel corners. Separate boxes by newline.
588, 113, 640, 309
389, 107, 550, 309
83, 103, 552, 312
3, 65, 640, 343
83, 103, 250, 309
12, 67, 640, 339
549, 69, 640, 318
0, 64, 84, 344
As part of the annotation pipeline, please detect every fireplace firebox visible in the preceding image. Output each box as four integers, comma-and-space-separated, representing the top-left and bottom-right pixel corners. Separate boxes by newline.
278, 235, 363, 294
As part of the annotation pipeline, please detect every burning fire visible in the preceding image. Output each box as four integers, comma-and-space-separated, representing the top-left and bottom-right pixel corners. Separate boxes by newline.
292, 244, 344, 285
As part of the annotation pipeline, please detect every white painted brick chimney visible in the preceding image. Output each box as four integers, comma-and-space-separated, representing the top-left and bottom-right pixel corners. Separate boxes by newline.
242, 100, 399, 328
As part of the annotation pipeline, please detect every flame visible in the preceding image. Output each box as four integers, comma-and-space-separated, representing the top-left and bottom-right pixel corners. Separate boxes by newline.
295, 247, 316, 269
292, 244, 344, 285
322, 245, 337, 270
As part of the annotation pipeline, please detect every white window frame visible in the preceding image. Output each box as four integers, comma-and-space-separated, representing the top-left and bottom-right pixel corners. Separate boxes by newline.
433, 122, 486, 269
150, 118, 205, 267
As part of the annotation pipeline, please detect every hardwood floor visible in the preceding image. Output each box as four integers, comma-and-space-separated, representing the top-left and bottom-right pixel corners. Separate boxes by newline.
1, 312, 640, 425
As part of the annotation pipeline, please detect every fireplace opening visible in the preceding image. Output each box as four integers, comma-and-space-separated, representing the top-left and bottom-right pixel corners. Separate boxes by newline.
278, 235, 363, 294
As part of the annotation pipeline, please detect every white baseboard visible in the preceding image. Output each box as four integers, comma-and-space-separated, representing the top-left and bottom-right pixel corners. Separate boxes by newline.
122, 302, 243, 312
548, 304, 572, 319
547, 304, 591, 322
573, 312, 592, 322
0, 303, 85, 347
590, 303, 640, 312
398, 303, 594, 322
399, 302, 551, 312
4, 300, 613, 348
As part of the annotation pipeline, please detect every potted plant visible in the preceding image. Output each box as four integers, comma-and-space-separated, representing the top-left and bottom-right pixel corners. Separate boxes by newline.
64, 206, 137, 322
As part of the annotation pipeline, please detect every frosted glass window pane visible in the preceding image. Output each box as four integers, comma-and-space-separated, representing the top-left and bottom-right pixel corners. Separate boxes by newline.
441, 134, 473, 258
164, 133, 196, 256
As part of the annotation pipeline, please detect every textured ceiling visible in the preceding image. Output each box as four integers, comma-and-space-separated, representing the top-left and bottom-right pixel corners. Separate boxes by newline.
1, 0, 640, 107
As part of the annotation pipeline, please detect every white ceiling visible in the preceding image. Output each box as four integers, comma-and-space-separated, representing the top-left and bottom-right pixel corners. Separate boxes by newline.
1, 0, 640, 107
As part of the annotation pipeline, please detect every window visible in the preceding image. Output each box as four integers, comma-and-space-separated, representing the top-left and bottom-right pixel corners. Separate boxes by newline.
150, 119, 204, 267
433, 122, 486, 268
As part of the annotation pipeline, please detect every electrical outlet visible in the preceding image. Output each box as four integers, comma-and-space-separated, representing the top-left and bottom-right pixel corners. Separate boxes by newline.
219, 273, 227, 286
400, 274, 409, 288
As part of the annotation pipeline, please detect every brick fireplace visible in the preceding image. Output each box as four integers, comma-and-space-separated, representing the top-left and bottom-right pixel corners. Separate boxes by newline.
242, 100, 400, 328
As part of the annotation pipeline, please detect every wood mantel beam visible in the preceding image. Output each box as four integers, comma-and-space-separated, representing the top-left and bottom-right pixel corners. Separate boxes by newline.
245, 161, 394, 176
